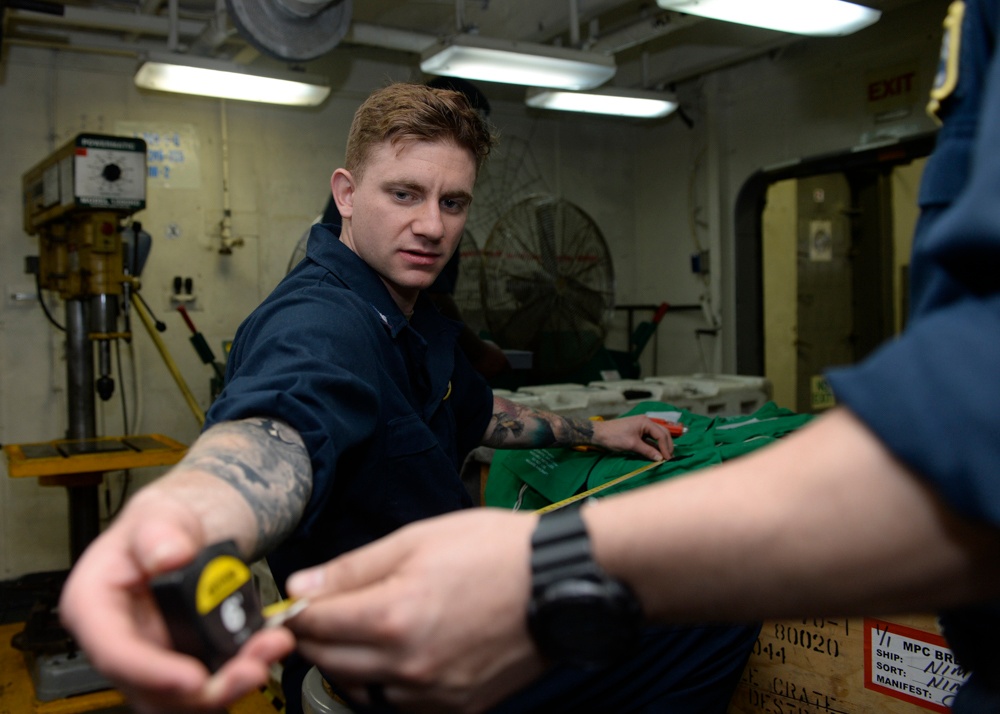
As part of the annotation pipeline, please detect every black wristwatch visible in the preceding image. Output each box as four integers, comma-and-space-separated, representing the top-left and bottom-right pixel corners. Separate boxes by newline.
526, 506, 643, 669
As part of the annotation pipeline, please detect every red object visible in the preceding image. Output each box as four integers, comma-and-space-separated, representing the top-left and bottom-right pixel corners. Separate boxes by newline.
649, 417, 686, 436
176, 304, 198, 334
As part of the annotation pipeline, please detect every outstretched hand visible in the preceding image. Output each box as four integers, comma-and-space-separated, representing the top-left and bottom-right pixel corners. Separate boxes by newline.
59, 491, 295, 713
285, 508, 545, 714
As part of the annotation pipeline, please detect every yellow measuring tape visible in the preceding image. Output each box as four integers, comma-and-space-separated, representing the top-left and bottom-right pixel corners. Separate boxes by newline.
535, 459, 663, 514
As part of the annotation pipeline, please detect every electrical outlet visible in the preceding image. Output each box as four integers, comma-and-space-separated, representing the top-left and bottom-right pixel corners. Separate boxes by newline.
169, 275, 200, 310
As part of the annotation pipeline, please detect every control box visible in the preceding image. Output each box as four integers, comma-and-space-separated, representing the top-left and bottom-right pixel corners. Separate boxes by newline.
22, 133, 147, 234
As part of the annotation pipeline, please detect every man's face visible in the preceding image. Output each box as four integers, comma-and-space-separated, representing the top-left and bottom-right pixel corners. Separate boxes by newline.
333, 139, 476, 313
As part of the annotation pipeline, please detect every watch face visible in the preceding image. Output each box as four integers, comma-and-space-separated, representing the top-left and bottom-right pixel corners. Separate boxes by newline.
530, 578, 641, 669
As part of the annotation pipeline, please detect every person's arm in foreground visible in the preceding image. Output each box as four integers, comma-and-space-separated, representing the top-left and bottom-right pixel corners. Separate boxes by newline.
484, 394, 673, 461
60, 417, 312, 713
284, 407, 1000, 713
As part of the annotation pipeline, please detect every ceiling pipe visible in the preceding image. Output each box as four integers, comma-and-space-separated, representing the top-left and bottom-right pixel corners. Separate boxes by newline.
584, 10, 703, 53
6, 6, 205, 39
343, 22, 437, 54
122, 0, 164, 44
5, 28, 167, 56
568, 0, 580, 47
189, 0, 237, 53
167, 0, 179, 50
651, 34, 800, 88
5, 8, 439, 56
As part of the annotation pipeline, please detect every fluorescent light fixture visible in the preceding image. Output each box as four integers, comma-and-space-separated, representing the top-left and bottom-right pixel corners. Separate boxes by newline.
421, 34, 615, 91
134, 53, 331, 107
526, 87, 678, 119
655, 0, 881, 36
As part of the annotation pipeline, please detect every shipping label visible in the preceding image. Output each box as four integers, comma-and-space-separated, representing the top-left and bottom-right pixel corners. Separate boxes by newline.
864, 617, 968, 712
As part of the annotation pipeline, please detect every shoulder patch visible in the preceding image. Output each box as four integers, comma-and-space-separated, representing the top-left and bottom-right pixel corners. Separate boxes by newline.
927, 1, 966, 124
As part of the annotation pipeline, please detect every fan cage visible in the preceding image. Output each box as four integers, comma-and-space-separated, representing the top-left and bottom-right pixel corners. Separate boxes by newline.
481, 195, 615, 378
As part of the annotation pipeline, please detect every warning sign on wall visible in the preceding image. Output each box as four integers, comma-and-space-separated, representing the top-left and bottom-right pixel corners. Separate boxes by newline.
810, 375, 836, 411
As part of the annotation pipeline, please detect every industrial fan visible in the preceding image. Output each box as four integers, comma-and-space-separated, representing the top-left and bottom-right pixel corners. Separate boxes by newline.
227, 0, 351, 62
481, 194, 615, 381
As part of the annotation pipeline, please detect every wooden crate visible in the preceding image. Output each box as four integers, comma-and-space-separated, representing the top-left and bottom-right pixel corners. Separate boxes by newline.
729, 614, 968, 714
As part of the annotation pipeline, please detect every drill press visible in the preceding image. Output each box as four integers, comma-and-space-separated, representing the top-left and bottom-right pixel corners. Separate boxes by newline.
21, 133, 148, 558
7, 134, 183, 703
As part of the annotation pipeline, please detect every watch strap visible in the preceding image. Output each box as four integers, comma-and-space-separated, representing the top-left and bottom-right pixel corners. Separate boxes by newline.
531, 507, 602, 591
528, 506, 644, 668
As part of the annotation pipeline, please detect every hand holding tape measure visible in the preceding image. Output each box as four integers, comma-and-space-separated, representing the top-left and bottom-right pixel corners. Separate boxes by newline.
151, 540, 308, 672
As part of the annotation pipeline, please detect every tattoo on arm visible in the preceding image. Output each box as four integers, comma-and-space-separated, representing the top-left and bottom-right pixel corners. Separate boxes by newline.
178, 417, 312, 559
564, 417, 595, 444
489, 403, 546, 445
484, 397, 595, 449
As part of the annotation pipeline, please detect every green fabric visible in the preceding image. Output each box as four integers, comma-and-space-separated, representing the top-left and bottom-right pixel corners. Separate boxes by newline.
484, 401, 813, 511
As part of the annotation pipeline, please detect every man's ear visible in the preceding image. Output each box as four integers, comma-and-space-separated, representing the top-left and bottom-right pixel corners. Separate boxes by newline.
331, 169, 355, 219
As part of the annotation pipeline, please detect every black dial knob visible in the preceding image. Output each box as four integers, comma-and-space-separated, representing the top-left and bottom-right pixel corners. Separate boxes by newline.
102, 163, 122, 182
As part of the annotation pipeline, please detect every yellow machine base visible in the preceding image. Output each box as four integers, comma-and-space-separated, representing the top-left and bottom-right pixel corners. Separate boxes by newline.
0, 623, 283, 714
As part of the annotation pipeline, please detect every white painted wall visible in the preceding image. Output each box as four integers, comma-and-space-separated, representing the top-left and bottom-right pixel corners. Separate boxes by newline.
0, 0, 950, 578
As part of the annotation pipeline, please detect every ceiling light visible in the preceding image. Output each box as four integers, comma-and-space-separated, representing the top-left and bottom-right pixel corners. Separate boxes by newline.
526, 87, 678, 119
134, 53, 331, 107
655, 0, 881, 36
420, 34, 615, 91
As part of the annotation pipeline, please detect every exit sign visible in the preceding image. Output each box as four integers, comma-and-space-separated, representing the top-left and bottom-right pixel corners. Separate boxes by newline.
865, 63, 921, 116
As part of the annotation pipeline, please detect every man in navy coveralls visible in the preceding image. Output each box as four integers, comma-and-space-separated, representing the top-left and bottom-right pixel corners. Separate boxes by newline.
60, 82, 759, 713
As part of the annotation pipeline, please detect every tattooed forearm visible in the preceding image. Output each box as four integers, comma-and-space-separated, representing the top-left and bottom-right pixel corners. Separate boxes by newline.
489, 401, 548, 445
178, 417, 312, 559
564, 416, 595, 444
484, 396, 596, 449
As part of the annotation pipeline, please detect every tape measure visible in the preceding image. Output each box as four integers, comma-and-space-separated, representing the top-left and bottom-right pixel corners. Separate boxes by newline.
150, 540, 266, 672
535, 459, 663, 514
